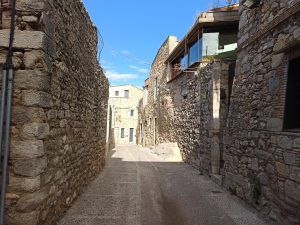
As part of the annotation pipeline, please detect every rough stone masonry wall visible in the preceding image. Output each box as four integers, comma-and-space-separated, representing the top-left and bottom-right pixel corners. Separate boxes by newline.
223, 0, 300, 224
142, 36, 178, 147
0, 0, 109, 225
168, 61, 233, 174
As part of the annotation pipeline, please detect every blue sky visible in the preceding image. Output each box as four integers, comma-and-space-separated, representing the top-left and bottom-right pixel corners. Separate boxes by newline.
82, 0, 232, 88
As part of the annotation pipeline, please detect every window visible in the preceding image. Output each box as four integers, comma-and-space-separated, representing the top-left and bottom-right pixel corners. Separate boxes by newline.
181, 54, 188, 69
283, 56, 300, 130
124, 90, 129, 98
121, 128, 125, 138
189, 38, 202, 65
130, 110, 134, 117
115, 91, 119, 96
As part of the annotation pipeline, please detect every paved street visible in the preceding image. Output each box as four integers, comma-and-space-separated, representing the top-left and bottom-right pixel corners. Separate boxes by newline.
59, 144, 275, 225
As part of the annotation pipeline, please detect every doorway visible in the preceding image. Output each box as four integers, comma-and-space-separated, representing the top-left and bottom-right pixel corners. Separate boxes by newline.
129, 128, 134, 142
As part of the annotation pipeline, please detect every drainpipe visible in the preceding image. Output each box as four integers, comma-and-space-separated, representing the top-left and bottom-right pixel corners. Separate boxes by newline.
0, 0, 16, 224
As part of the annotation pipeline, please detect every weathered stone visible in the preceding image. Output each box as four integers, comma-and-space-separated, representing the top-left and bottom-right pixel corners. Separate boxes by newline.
10, 140, 44, 159
266, 118, 282, 131
7, 211, 39, 225
268, 75, 280, 93
257, 172, 269, 185
22, 90, 53, 108
271, 54, 284, 69
266, 163, 275, 176
275, 162, 289, 177
9, 176, 41, 193
22, 16, 38, 23
290, 166, 300, 183
12, 106, 46, 124
293, 138, 300, 148
23, 50, 51, 70
15, 70, 51, 91
285, 180, 300, 202
22, 123, 50, 139
16, 189, 49, 213
283, 152, 296, 165
251, 158, 259, 171
13, 157, 47, 177
0, 30, 47, 49
277, 136, 292, 149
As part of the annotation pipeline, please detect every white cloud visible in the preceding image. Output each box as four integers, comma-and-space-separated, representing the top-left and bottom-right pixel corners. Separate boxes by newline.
105, 70, 139, 82
121, 50, 130, 55
129, 65, 149, 73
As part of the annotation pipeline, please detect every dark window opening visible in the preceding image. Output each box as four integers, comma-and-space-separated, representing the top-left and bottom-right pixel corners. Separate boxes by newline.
124, 90, 129, 98
228, 62, 236, 105
121, 128, 125, 138
130, 110, 134, 117
283, 56, 300, 130
115, 91, 119, 96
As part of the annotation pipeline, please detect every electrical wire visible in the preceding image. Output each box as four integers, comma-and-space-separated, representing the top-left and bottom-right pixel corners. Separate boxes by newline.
96, 27, 104, 61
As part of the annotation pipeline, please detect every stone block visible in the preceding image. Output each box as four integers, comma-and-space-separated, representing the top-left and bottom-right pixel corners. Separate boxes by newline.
22, 16, 38, 23
283, 152, 296, 165
275, 161, 289, 177
9, 176, 41, 193
266, 118, 282, 131
22, 90, 53, 108
16, 0, 53, 11
271, 53, 284, 69
15, 70, 50, 91
7, 211, 39, 225
290, 166, 300, 183
22, 123, 50, 139
0, 30, 47, 50
277, 136, 292, 149
293, 27, 300, 39
251, 158, 259, 171
293, 138, 300, 148
12, 106, 46, 124
285, 180, 300, 202
257, 172, 269, 185
11, 140, 44, 159
268, 75, 280, 94
16, 188, 49, 213
23, 50, 52, 71
13, 157, 47, 177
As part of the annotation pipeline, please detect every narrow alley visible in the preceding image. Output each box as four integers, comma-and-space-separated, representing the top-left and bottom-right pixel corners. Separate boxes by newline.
58, 144, 275, 225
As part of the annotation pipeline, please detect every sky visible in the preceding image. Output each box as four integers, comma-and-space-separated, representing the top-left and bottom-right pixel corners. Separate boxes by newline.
82, 0, 232, 88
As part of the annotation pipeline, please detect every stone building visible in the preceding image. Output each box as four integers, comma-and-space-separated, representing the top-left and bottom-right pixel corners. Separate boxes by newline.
139, 1, 300, 224
223, 0, 300, 224
0, 0, 108, 224
138, 5, 239, 178
108, 85, 143, 145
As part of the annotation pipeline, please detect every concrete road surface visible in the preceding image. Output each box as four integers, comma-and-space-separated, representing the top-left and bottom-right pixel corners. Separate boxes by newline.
59, 144, 276, 225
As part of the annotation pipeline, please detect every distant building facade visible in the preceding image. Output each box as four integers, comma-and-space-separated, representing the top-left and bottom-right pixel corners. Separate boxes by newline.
108, 85, 143, 145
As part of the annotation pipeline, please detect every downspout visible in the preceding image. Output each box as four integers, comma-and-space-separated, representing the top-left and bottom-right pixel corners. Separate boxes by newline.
0, 0, 16, 224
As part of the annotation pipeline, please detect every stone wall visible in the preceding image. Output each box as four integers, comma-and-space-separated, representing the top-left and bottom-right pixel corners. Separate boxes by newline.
223, 0, 300, 224
139, 34, 235, 175
167, 61, 235, 174
0, 0, 109, 224
140, 36, 178, 147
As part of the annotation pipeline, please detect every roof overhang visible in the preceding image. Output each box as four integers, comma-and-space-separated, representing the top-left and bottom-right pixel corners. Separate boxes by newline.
165, 8, 239, 63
